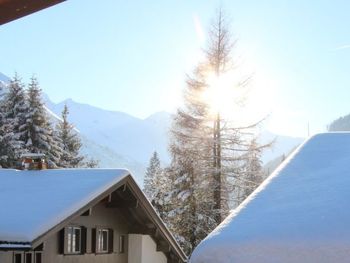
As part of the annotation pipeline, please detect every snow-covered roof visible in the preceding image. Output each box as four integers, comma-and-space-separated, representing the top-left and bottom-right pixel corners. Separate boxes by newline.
20, 153, 46, 158
0, 168, 129, 244
191, 133, 350, 263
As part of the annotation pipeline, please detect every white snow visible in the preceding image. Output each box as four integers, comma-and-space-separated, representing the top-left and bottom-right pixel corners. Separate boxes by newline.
0, 244, 31, 249
190, 133, 350, 263
0, 168, 130, 243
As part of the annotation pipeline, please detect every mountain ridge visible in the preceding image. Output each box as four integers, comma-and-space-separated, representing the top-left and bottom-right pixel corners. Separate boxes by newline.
0, 72, 304, 184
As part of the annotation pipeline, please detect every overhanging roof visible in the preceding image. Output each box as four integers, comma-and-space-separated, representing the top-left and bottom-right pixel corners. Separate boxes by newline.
0, 168, 187, 262
0, 0, 65, 25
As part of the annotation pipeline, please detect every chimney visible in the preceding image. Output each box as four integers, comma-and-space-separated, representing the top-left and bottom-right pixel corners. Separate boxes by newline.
20, 153, 47, 170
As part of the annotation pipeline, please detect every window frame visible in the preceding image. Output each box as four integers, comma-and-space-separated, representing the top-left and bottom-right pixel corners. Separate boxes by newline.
24, 252, 33, 263
96, 228, 109, 253
66, 226, 82, 254
13, 252, 23, 263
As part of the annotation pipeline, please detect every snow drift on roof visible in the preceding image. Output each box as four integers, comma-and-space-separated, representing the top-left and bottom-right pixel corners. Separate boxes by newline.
0, 168, 129, 243
190, 133, 350, 263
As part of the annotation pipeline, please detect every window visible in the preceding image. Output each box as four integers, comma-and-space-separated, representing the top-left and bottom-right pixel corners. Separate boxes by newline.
67, 226, 81, 254
97, 229, 109, 253
24, 252, 32, 263
119, 235, 125, 253
13, 252, 22, 263
34, 252, 42, 263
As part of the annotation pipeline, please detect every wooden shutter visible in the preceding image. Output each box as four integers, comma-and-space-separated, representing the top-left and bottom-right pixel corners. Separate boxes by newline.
81, 226, 87, 254
91, 228, 96, 253
108, 229, 114, 253
58, 228, 65, 254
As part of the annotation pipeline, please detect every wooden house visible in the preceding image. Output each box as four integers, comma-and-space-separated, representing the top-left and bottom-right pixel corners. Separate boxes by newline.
0, 168, 187, 263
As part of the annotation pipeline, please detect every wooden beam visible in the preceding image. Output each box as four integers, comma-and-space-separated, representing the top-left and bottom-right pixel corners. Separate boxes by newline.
106, 199, 138, 208
156, 240, 171, 253
81, 208, 92, 216
0, 0, 65, 25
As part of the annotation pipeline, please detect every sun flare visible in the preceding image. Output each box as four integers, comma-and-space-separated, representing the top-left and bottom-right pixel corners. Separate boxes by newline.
202, 71, 243, 120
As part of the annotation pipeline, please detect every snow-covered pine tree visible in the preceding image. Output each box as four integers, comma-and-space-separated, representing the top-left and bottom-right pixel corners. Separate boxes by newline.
56, 104, 84, 168
235, 138, 266, 205
144, 151, 162, 200
19, 76, 63, 166
0, 110, 16, 167
0, 73, 29, 167
166, 9, 269, 254
144, 151, 170, 219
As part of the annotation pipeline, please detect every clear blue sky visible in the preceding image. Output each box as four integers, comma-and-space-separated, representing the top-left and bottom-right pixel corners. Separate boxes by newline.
1, 0, 350, 137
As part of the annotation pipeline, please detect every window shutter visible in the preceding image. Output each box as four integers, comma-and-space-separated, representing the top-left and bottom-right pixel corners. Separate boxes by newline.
58, 228, 65, 254
108, 229, 114, 253
91, 228, 96, 253
81, 227, 87, 254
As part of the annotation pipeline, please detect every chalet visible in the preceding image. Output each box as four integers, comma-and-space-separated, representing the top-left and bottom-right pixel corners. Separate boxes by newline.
0, 168, 187, 263
191, 133, 350, 263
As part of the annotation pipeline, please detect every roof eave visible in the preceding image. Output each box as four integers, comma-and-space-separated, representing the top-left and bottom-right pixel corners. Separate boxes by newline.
0, 0, 66, 26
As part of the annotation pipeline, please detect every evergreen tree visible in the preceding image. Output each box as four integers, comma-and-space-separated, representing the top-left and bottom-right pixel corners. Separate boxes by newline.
0, 73, 28, 166
144, 152, 170, 219
0, 110, 16, 167
19, 76, 62, 166
166, 9, 269, 254
144, 151, 162, 200
235, 138, 266, 205
56, 104, 84, 168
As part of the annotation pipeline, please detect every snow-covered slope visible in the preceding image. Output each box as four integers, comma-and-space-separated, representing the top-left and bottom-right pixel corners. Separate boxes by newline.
259, 130, 304, 164
191, 133, 350, 263
0, 72, 10, 85
47, 99, 170, 164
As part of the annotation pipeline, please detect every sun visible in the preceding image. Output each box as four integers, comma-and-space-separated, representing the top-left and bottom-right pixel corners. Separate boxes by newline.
202, 71, 243, 120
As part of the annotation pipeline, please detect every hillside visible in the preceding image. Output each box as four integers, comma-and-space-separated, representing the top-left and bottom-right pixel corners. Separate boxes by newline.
328, 113, 350, 131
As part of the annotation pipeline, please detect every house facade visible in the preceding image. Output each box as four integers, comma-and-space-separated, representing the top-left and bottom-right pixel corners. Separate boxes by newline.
0, 169, 187, 263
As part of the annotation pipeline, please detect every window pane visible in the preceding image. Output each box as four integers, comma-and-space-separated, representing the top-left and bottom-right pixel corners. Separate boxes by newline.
102, 230, 108, 251
67, 227, 72, 253
74, 228, 81, 252
97, 229, 102, 251
72, 230, 76, 252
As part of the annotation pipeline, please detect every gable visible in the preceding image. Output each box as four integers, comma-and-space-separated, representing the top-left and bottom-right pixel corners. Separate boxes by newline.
0, 168, 187, 262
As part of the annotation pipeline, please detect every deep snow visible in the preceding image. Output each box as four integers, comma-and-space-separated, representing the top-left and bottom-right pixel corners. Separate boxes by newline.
191, 133, 350, 263
0, 168, 129, 243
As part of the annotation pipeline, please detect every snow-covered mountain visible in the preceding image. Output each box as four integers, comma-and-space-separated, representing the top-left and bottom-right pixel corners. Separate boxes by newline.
46, 98, 304, 179
259, 130, 304, 164
0, 72, 304, 183
0, 72, 10, 85
46, 99, 171, 164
